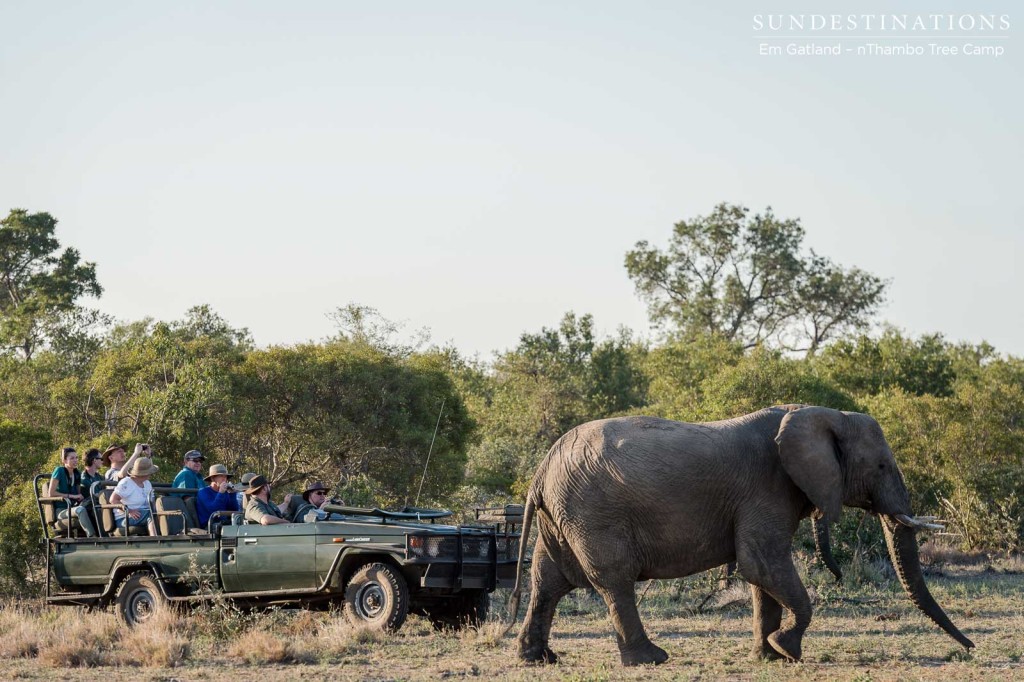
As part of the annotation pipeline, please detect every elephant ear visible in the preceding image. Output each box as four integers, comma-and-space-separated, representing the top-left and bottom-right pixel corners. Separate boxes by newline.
775, 406, 846, 524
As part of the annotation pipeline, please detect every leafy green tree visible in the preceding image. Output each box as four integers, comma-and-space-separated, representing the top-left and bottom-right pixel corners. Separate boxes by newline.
0, 420, 54, 592
464, 313, 647, 495
624, 203, 888, 354
814, 329, 957, 398
75, 306, 250, 459
642, 332, 744, 419
697, 348, 858, 421
0, 209, 103, 360
222, 340, 473, 505
864, 358, 1024, 552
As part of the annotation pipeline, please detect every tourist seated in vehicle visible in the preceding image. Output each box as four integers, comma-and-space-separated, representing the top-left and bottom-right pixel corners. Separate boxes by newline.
78, 447, 104, 533
103, 443, 146, 481
197, 463, 239, 528
172, 449, 207, 493
236, 472, 256, 509
110, 457, 159, 535
48, 447, 97, 537
80, 448, 104, 494
243, 475, 293, 525
289, 481, 335, 522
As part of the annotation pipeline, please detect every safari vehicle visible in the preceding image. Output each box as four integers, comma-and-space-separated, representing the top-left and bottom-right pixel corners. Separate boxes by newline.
34, 475, 523, 631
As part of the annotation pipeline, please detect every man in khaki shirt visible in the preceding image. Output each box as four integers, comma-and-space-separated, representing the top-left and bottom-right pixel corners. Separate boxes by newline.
242, 475, 293, 525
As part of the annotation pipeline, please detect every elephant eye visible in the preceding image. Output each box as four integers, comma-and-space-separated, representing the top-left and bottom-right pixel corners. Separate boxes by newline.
878, 463, 885, 470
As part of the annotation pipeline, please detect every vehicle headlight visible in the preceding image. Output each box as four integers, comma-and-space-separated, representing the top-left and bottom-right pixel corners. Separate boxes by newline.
408, 535, 425, 557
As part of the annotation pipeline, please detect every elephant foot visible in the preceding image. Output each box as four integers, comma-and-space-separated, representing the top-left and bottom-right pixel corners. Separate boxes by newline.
751, 643, 785, 662
620, 641, 669, 667
519, 644, 559, 665
767, 630, 802, 662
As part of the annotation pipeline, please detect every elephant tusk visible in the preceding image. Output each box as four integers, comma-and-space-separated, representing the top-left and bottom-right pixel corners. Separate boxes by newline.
895, 514, 946, 531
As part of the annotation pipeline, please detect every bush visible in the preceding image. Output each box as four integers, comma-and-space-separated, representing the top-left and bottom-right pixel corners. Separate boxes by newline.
0, 420, 55, 594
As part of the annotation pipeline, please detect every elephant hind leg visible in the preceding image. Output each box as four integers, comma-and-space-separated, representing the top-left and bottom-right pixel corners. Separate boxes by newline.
750, 585, 784, 661
517, 542, 573, 664
593, 582, 668, 666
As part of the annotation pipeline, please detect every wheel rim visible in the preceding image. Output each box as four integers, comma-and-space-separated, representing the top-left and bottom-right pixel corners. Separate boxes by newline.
127, 589, 156, 624
354, 580, 387, 620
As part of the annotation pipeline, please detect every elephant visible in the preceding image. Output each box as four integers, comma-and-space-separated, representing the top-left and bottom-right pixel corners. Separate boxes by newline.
508, 405, 973, 666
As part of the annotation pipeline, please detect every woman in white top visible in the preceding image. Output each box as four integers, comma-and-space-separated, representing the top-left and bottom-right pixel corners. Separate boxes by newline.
110, 457, 159, 536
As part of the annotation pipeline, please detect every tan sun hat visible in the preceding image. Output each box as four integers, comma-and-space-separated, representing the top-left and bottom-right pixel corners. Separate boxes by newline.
126, 457, 158, 477
101, 444, 125, 467
203, 463, 233, 481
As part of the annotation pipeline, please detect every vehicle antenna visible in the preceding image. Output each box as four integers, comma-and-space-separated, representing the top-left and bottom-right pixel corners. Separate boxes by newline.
414, 399, 445, 507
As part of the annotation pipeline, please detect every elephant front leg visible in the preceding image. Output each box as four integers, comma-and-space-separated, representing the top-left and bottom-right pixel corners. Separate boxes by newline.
517, 544, 573, 664
594, 583, 669, 666
750, 585, 784, 661
739, 547, 812, 662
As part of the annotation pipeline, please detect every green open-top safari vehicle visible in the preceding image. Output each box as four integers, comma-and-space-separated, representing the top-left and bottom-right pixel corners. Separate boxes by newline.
34, 474, 523, 630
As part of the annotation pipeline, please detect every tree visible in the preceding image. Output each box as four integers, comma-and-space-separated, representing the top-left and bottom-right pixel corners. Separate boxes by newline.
0, 419, 55, 592
0, 209, 103, 360
814, 329, 957, 398
222, 340, 473, 506
624, 203, 888, 354
463, 313, 647, 495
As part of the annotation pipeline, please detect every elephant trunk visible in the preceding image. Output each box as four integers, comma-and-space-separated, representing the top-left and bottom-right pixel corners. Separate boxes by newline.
812, 514, 843, 583
881, 514, 974, 650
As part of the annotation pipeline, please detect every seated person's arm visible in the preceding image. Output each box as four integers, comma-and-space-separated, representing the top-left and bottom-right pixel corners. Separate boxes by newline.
117, 444, 145, 481
47, 477, 59, 498
260, 513, 288, 525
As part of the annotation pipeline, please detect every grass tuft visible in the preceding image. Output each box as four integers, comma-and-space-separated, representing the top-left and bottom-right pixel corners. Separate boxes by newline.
226, 628, 313, 664
110, 608, 191, 667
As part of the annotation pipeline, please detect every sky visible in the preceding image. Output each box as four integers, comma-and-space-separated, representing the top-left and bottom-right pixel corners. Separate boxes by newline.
1, 1, 1020, 358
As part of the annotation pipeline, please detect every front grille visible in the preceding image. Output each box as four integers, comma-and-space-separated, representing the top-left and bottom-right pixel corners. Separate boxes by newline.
408, 535, 459, 559
496, 536, 519, 559
461, 537, 491, 561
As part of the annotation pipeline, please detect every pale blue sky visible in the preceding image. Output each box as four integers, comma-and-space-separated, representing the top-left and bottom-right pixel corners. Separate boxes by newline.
1, 2, 1020, 357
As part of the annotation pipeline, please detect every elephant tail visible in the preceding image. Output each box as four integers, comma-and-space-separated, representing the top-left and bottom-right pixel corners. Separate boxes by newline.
503, 489, 536, 637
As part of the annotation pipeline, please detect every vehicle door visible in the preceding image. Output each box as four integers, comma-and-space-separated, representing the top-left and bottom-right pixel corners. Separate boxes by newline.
219, 522, 318, 592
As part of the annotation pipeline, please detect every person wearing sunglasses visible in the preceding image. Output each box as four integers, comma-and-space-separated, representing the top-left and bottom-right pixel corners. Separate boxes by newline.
289, 481, 337, 523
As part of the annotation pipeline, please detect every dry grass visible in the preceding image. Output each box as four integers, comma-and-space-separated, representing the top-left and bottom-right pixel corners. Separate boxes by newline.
920, 539, 989, 566
226, 629, 305, 664
2, 558, 1023, 681
109, 607, 191, 667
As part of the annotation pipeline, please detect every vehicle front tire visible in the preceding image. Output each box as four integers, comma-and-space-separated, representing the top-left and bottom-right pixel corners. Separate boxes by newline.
344, 562, 409, 632
115, 571, 167, 627
428, 590, 490, 631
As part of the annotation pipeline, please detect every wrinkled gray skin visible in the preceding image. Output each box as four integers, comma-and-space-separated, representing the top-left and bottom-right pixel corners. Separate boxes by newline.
509, 405, 973, 666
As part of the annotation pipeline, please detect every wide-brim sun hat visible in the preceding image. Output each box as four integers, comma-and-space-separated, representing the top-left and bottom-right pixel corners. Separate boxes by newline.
127, 456, 159, 477
244, 474, 269, 494
302, 481, 332, 502
101, 444, 125, 467
204, 463, 233, 481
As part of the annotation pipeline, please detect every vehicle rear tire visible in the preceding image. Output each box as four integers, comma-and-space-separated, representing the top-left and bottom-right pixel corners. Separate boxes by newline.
428, 590, 490, 631
344, 562, 409, 632
115, 571, 167, 627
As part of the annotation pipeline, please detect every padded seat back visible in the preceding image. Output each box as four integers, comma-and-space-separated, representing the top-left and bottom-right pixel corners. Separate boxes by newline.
156, 496, 188, 535
183, 496, 200, 529
96, 489, 118, 535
